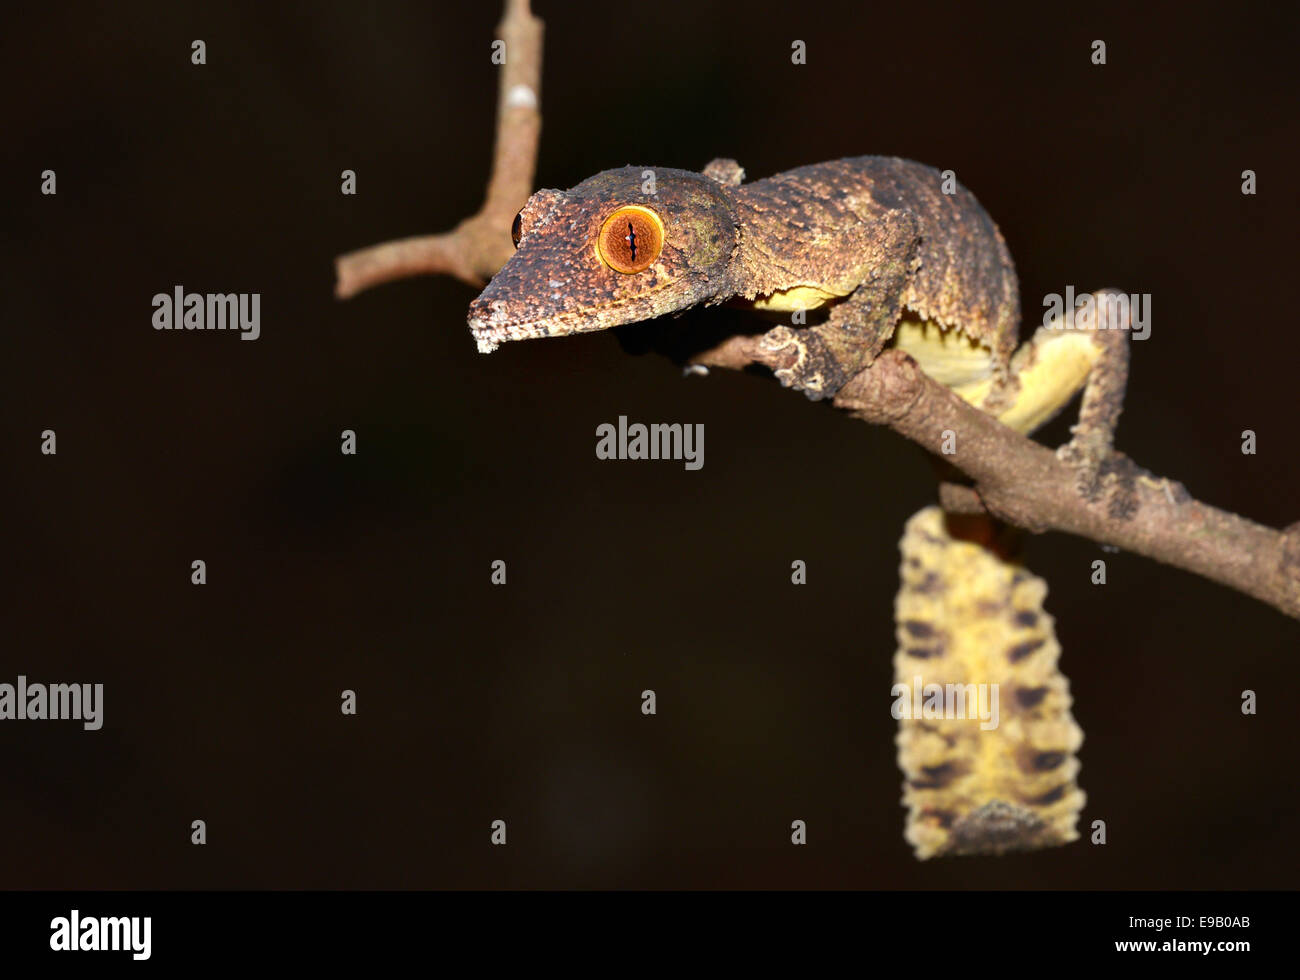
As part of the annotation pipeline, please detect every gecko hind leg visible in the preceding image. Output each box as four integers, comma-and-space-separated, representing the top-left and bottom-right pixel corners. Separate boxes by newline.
1052, 290, 1135, 514
988, 289, 1136, 516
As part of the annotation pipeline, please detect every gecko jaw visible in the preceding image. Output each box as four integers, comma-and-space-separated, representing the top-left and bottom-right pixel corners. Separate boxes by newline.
468, 311, 611, 353
466, 309, 567, 353
467, 279, 682, 353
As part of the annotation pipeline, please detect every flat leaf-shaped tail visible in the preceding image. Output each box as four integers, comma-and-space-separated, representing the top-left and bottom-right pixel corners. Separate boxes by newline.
893, 506, 1085, 859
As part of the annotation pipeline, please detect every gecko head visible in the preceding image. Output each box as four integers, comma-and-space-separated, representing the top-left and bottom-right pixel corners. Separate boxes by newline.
467, 166, 740, 353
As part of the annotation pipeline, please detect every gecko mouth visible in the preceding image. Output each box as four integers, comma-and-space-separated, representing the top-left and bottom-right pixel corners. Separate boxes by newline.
467, 279, 680, 353
467, 317, 535, 354
466, 307, 602, 354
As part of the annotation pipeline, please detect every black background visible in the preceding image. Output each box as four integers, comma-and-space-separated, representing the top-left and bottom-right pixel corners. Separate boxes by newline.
3, 0, 1297, 889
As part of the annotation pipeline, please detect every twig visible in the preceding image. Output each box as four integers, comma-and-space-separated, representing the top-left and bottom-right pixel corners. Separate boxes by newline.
334, 0, 543, 297
833, 349, 1300, 620
332, 1, 1300, 623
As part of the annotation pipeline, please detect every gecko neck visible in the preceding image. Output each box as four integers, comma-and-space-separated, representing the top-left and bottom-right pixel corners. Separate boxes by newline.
724, 196, 801, 302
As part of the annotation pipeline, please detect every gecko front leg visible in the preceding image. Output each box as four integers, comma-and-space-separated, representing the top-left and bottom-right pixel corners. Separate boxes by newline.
687, 293, 898, 398
693, 208, 921, 400
764, 211, 920, 400
763, 281, 911, 399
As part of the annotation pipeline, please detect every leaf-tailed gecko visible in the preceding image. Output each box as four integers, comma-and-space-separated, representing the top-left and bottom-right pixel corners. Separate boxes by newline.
467, 156, 1135, 856
468, 156, 1132, 493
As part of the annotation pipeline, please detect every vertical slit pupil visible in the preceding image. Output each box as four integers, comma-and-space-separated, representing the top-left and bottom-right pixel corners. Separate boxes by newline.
626, 221, 637, 259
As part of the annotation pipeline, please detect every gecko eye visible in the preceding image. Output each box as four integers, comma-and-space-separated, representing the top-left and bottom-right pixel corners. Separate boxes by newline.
510, 211, 523, 247
596, 205, 664, 274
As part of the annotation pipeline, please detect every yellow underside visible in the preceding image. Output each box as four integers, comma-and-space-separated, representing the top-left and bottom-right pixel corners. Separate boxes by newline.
748, 283, 847, 312
892, 317, 1099, 436
740, 293, 1100, 436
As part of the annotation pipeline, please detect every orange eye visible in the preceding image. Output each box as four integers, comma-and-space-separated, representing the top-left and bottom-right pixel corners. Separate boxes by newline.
511, 211, 523, 247
597, 206, 664, 274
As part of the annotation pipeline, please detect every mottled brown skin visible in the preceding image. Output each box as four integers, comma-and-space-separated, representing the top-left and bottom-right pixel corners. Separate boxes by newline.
469, 156, 1019, 404
727, 157, 1021, 400
469, 156, 1131, 498
468, 166, 739, 352
469, 158, 1137, 860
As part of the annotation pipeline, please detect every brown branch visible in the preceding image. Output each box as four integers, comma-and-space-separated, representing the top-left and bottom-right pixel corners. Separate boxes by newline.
331, 2, 1300, 622
832, 349, 1300, 620
334, 0, 543, 298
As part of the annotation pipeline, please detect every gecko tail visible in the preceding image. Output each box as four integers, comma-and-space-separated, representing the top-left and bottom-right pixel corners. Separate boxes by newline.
893, 506, 1085, 860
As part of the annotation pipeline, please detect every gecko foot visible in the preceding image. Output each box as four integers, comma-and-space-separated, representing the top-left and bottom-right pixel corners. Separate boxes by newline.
760, 326, 850, 400
1056, 439, 1140, 520
687, 326, 852, 400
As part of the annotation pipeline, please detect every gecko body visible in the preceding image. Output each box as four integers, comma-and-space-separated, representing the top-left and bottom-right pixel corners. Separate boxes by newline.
471, 157, 1017, 397
468, 156, 1136, 857
469, 156, 1130, 488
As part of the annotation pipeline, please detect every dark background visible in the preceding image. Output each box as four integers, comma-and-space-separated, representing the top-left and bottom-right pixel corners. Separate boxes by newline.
3, 0, 1297, 888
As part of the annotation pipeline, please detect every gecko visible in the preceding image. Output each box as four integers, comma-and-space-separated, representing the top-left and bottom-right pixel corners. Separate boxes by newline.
466, 156, 1135, 857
